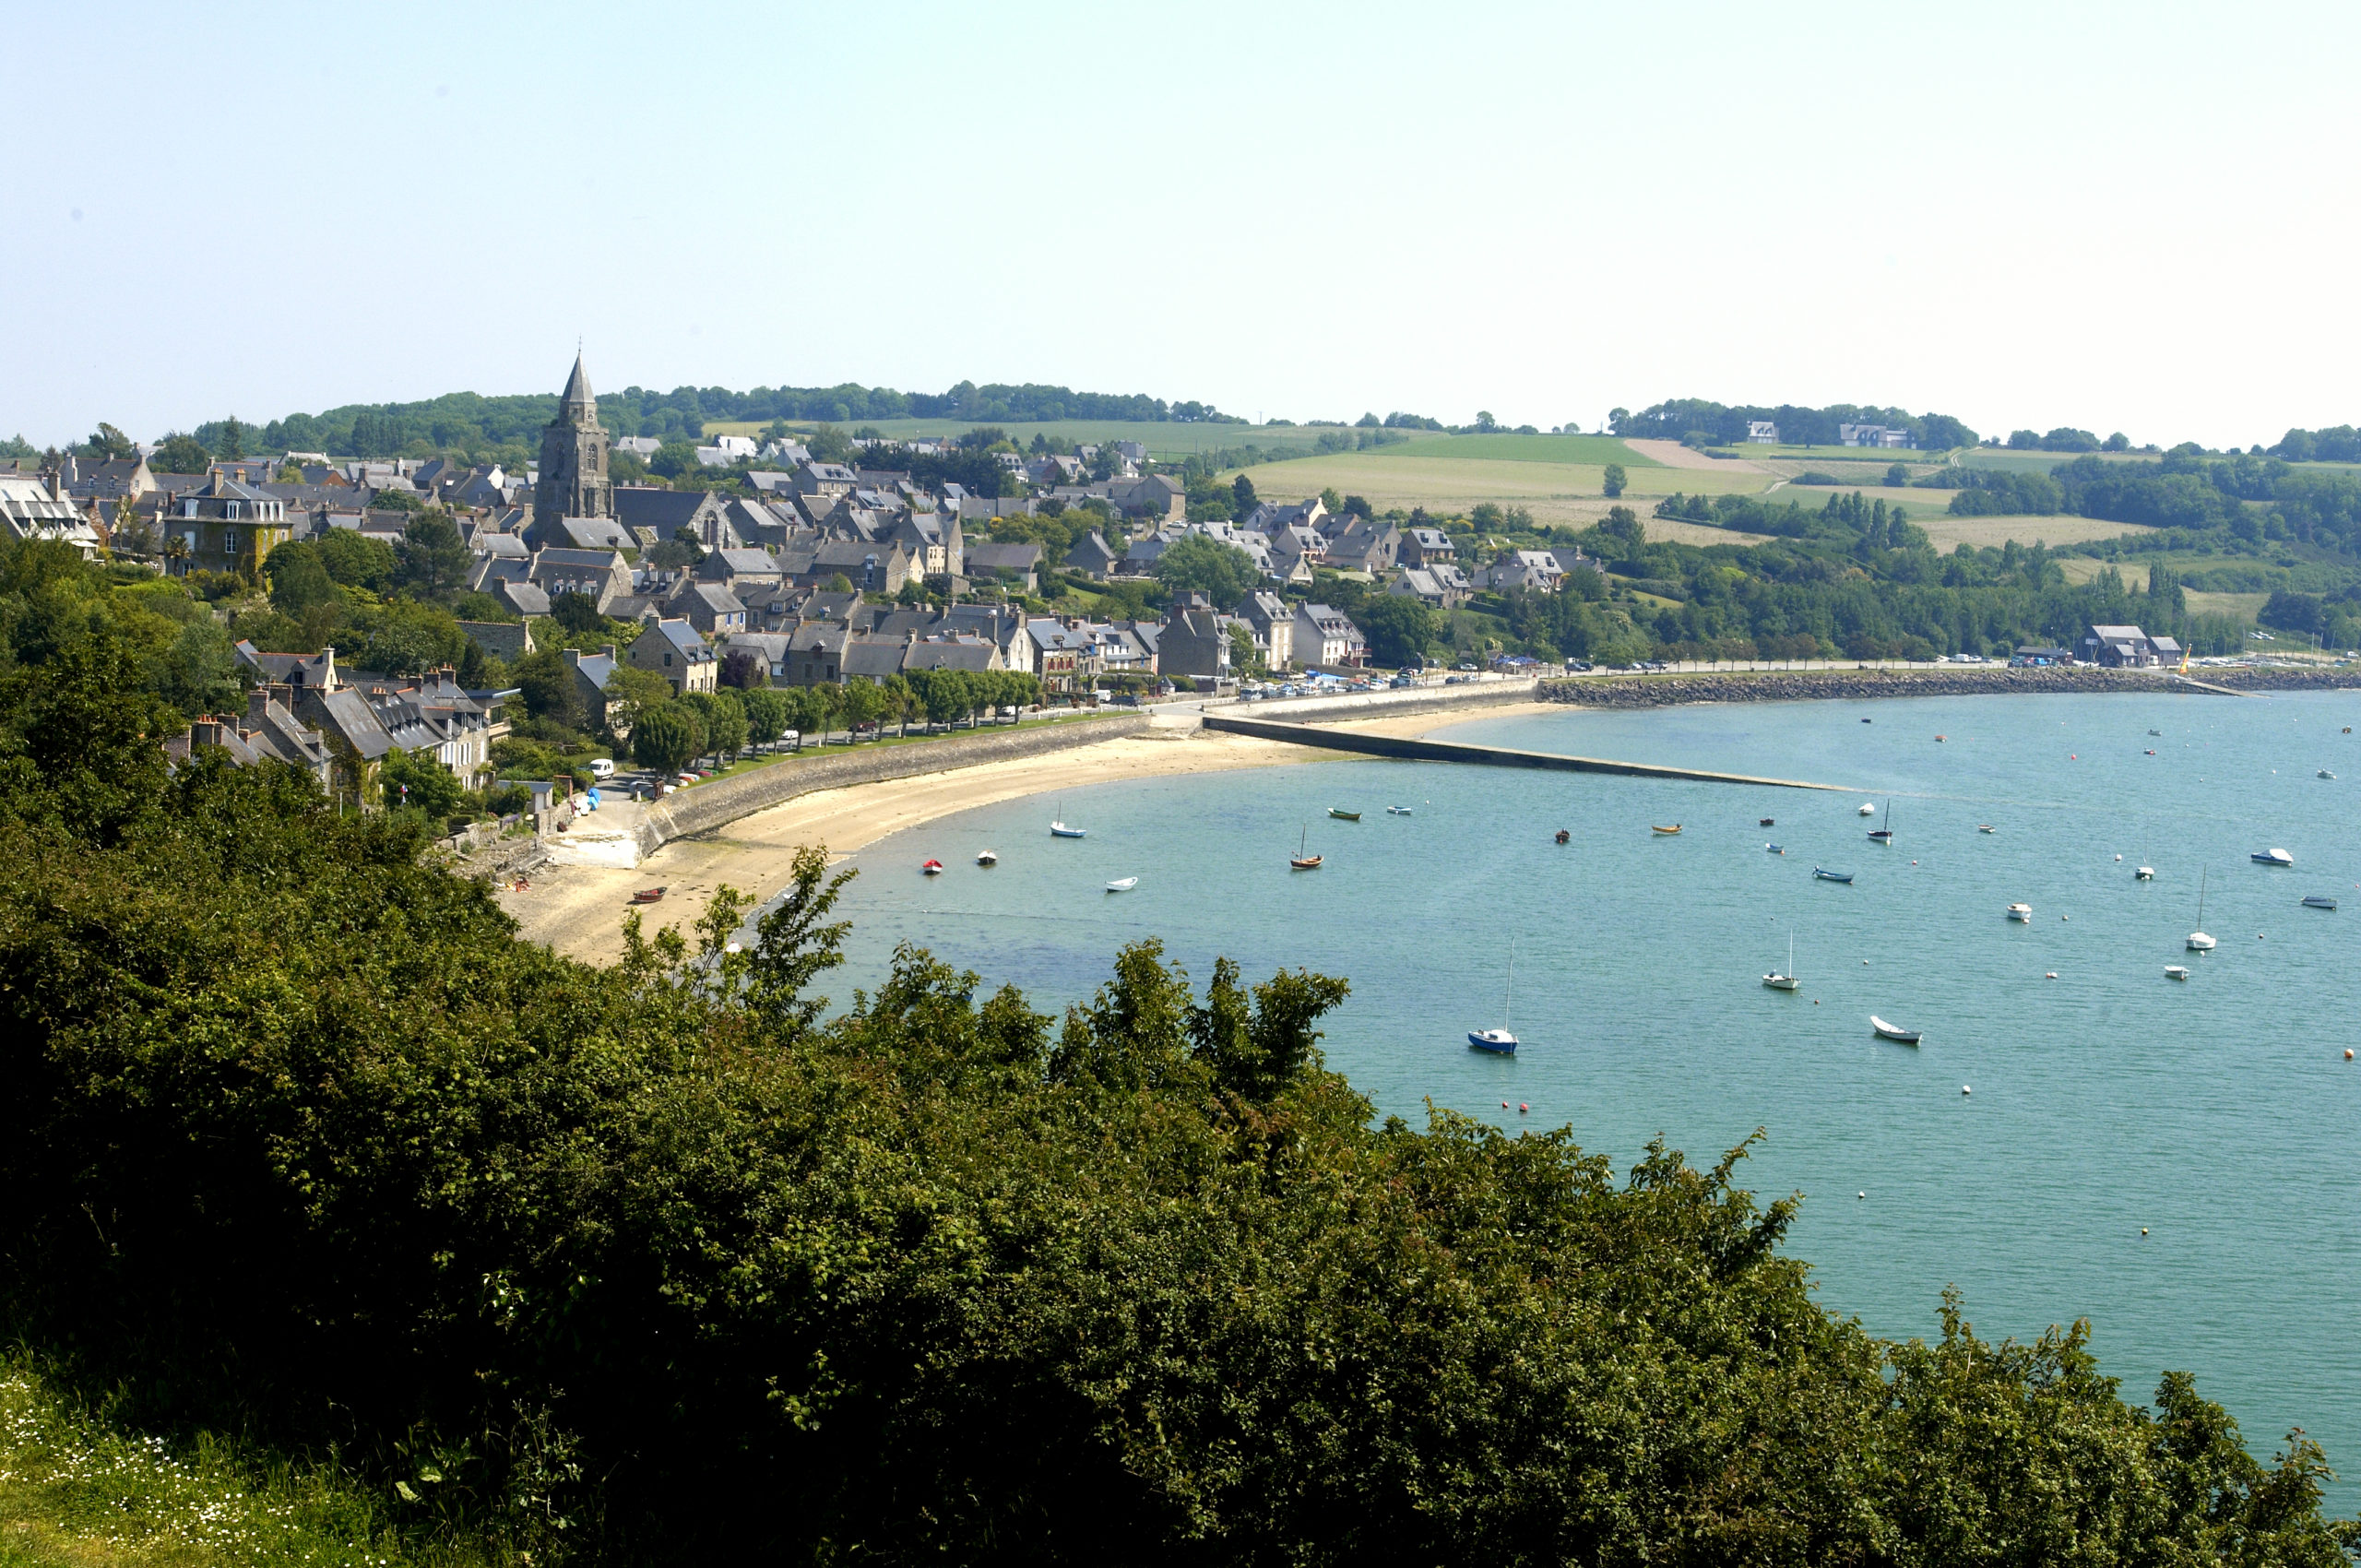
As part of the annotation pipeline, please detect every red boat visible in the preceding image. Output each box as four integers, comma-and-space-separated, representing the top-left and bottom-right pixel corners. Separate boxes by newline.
631, 886, 667, 904
921, 859, 944, 875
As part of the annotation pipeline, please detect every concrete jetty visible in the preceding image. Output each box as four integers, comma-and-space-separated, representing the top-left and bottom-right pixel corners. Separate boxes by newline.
1201, 713, 1847, 790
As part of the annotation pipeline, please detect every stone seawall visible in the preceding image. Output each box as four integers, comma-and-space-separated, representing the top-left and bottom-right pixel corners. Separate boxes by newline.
638, 713, 1152, 845
1244, 677, 1541, 723
1536, 666, 2361, 709
1202, 714, 1844, 790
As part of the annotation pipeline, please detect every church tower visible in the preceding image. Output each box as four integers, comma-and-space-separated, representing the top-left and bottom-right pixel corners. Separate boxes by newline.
534, 350, 612, 530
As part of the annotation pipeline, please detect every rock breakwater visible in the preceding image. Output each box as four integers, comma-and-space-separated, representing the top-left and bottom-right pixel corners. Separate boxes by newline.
1536, 666, 2361, 708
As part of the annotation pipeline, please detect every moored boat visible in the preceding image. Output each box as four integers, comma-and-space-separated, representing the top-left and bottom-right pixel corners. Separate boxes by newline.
1468, 945, 1518, 1053
2006, 903, 2032, 921
2303, 894, 2339, 910
2165, 965, 2190, 980
630, 885, 667, 904
1651, 824, 1682, 835
1328, 807, 1361, 821
2320, 769, 2337, 780
976, 850, 998, 866
2252, 848, 2295, 867
921, 859, 943, 875
1105, 876, 1138, 892
2188, 866, 2216, 951
1857, 802, 1878, 816
1978, 824, 1996, 834
1290, 826, 1322, 871
2135, 865, 2154, 880
1813, 867, 1854, 883
1765, 842, 1784, 853
1762, 934, 1800, 992
1050, 822, 1086, 837
1868, 799, 1895, 841
1870, 1015, 1922, 1044
1386, 805, 1414, 815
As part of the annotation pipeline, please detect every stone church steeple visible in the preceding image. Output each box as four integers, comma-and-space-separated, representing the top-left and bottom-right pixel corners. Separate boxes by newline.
534, 350, 612, 530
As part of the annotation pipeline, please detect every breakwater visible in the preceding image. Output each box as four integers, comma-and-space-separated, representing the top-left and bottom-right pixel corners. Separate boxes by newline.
1200, 713, 1845, 790
1536, 665, 2361, 709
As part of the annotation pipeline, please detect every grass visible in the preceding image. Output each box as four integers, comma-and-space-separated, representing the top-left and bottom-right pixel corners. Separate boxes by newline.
0, 1357, 486, 1568
1380, 434, 1655, 467
1217, 451, 1768, 528
672, 710, 1133, 785
2183, 588, 2271, 624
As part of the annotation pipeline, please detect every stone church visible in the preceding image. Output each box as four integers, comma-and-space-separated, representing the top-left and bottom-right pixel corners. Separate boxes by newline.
528, 351, 616, 545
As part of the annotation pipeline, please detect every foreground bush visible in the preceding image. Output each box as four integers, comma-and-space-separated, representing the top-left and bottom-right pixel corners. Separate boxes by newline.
0, 636, 2353, 1564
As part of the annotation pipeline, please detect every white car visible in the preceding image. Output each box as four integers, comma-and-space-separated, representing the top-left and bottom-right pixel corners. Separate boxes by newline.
588, 757, 616, 778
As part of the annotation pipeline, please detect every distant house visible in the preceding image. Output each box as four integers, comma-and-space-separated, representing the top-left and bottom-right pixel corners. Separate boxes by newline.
1390, 566, 1470, 610
1064, 529, 1118, 581
627, 618, 718, 695
560, 645, 621, 730
2082, 624, 2171, 668
1400, 528, 1456, 568
613, 486, 736, 552
613, 436, 661, 462
1238, 591, 1296, 669
668, 578, 748, 637
1293, 602, 1367, 669
1157, 594, 1230, 682
1746, 421, 1780, 445
1324, 518, 1399, 575
965, 540, 1043, 592
696, 547, 786, 593
1839, 423, 1916, 449
2011, 645, 2075, 667
157, 469, 292, 575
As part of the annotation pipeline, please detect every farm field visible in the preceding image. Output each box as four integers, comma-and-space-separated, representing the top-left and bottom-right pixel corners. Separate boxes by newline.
1382, 433, 1655, 466
2182, 588, 2271, 624
1222, 450, 1766, 529
1915, 513, 2153, 551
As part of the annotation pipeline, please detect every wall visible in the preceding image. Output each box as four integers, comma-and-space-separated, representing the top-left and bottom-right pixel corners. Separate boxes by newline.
1201, 713, 1842, 790
1240, 677, 1540, 723
641, 713, 1151, 844
1533, 666, 2361, 709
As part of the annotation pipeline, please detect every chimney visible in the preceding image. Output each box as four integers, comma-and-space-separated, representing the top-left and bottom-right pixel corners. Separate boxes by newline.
600, 644, 617, 660
563, 648, 583, 669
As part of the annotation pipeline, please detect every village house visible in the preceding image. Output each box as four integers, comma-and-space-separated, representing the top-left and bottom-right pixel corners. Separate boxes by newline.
964, 540, 1042, 592
158, 469, 292, 575
1399, 528, 1456, 568
1293, 602, 1368, 669
628, 618, 718, 695
2081, 624, 2182, 668
1063, 529, 1118, 580
667, 578, 748, 637
1157, 593, 1230, 682
1237, 591, 1296, 669
1390, 566, 1472, 610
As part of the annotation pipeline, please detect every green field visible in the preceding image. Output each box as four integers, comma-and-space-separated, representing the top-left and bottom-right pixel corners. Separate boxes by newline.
701, 416, 1340, 460
1379, 433, 1656, 466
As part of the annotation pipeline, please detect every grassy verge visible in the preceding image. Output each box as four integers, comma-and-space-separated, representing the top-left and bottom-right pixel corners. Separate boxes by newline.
674, 709, 1134, 786
0, 1356, 500, 1567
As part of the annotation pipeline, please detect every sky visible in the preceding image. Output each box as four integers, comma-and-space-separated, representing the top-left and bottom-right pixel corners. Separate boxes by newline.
7, 0, 2358, 451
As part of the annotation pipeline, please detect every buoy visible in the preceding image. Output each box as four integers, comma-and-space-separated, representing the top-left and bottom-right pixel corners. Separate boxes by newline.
2114, 854, 2122, 861
1857, 1191, 1866, 1199
2345, 1049, 2353, 1060
2061, 914, 2070, 921
1501, 1101, 1509, 1110
2046, 971, 2058, 980
1962, 1085, 1972, 1096
2141, 1228, 2149, 1236
1518, 1102, 1528, 1113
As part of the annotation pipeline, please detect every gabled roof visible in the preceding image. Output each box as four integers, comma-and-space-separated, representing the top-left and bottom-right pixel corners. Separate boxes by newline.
638, 617, 714, 659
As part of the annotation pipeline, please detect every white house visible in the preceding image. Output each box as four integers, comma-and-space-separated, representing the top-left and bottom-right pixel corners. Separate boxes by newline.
1746, 421, 1780, 445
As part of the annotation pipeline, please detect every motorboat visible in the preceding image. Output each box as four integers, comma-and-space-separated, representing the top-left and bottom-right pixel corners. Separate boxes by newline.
921, 859, 943, 875
2319, 769, 2337, 780
2303, 895, 2339, 910
2135, 865, 2154, 880
1813, 867, 1854, 884
1868, 799, 1894, 842
1290, 826, 1322, 871
1978, 824, 1996, 834
2149, 729, 2162, 737
2164, 965, 2190, 980
1329, 807, 1361, 821
1105, 877, 1138, 892
1766, 843, 1784, 854
2006, 903, 2032, 921
976, 850, 998, 866
1857, 802, 1878, 816
1763, 934, 1800, 992
2251, 848, 2295, 867
1386, 805, 1414, 815
1468, 947, 1518, 1053
1870, 1016, 1922, 1044
1651, 824, 1682, 835
1760, 817, 1776, 826
1554, 829, 1571, 845
2188, 867, 2216, 951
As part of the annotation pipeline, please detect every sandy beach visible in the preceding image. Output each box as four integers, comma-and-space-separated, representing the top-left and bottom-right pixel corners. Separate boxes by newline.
495, 702, 1560, 967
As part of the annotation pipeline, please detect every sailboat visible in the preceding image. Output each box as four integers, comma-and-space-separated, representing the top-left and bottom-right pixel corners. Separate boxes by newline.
1868, 799, 1894, 842
1762, 933, 1800, 991
1290, 826, 1322, 871
2187, 866, 2216, 952
1468, 947, 1518, 1053
1050, 798, 1086, 837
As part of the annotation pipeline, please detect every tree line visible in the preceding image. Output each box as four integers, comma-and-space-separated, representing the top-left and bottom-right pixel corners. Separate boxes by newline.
1611, 398, 1980, 451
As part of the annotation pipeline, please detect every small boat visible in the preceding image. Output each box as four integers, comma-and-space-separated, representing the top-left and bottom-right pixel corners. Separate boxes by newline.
2251, 848, 2295, 867
1978, 824, 1996, 834
1329, 807, 1361, 821
2165, 965, 2190, 980
1765, 843, 1784, 854
1386, 805, 1414, 815
1651, 824, 1682, 835
1105, 876, 1138, 892
1553, 829, 1570, 845
2188, 867, 2216, 951
630, 885, 667, 904
1760, 817, 1775, 827
976, 850, 998, 866
2303, 895, 2339, 910
2135, 865, 2154, 880
2319, 769, 2337, 780
1050, 823, 1086, 838
921, 859, 943, 875
1813, 867, 1854, 884
1763, 934, 1800, 992
2006, 903, 2032, 921
1290, 826, 1322, 871
1868, 799, 1894, 842
1468, 946, 1518, 1053
1857, 802, 1878, 816
2149, 729, 2162, 736
1870, 1016, 1922, 1044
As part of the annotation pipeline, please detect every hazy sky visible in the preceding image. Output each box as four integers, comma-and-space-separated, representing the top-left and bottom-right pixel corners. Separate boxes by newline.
8, 0, 2356, 449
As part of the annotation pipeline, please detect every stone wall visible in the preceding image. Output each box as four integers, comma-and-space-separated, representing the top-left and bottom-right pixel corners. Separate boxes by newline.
1242, 677, 1541, 723
1535, 666, 2361, 709
640, 713, 1152, 844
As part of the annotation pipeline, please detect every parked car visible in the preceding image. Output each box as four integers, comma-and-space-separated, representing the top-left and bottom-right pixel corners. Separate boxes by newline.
1567, 660, 1594, 672
588, 757, 616, 779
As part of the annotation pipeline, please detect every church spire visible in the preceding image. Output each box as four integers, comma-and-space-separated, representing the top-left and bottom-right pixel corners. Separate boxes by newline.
558, 350, 596, 418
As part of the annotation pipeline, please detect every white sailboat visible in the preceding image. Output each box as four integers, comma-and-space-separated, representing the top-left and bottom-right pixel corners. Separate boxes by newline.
1468, 946, 1518, 1052
1762, 933, 1800, 991
2187, 866, 2216, 952
1868, 799, 1894, 842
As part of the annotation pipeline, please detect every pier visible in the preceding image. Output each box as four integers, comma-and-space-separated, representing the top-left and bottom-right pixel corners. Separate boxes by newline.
1200, 713, 1849, 790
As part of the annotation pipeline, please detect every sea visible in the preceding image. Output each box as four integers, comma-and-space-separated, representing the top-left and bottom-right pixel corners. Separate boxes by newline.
810, 688, 2361, 1503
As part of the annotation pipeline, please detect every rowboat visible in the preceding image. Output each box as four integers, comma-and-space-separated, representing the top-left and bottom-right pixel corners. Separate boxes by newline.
976, 850, 998, 866
1870, 1016, 1922, 1044
1651, 824, 1682, 835
2165, 965, 2190, 980
2252, 848, 2295, 867
631, 886, 667, 904
2006, 903, 2032, 921
1978, 825, 1996, 834
1105, 877, 1138, 892
1812, 867, 1853, 884
1857, 802, 1878, 816
921, 859, 943, 875
1765, 843, 1784, 853
1328, 808, 1360, 821
1386, 805, 1414, 815
2303, 895, 2339, 910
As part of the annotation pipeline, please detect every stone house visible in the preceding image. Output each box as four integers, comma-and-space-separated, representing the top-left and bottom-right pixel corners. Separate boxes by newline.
628, 618, 718, 695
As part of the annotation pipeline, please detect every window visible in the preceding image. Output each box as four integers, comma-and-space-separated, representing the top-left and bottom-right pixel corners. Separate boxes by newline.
663, 652, 672, 666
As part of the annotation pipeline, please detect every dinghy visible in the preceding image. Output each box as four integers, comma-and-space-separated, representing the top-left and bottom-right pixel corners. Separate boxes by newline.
2165, 965, 2190, 980
976, 850, 999, 866
2303, 895, 2339, 910
1105, 877, 1138, 892
1870, 1016, 1922, 1044
921, 859, 943, 875
1813, 867, 1854, 884
2006, 903, 2032, 921
1328, 807, 1361, 821
1651, 824, 1682, 835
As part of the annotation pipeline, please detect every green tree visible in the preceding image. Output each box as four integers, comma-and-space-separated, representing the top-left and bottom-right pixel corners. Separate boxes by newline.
315, 529, 396, 592
742, 687, 789, 752
837, 675, 884, 740
393, 512, 471, 600
151, 434, 211, 473
601, 664, 675, 740
1353, 594, 1435, 669
631, 702, 702, 774
682, 689, 748, 762
1228, 623, 1261, 676
379, 745, 463, 817
78, 422, 136, 461
265, 542, 338, 616
806, 424, 856, 463
882, 673, 914, 737
1602, 462, 1627, 498
1153, 533, 1261, 606
512, 647, 580, 728
1230, 473, 1258, 521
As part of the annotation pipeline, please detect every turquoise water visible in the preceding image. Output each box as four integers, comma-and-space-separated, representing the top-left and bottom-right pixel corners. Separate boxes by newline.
816, 690, 2361, 1499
